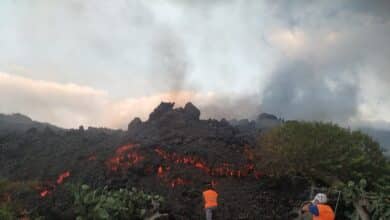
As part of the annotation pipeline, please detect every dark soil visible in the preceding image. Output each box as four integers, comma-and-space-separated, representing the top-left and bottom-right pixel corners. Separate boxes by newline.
0, 102, 314, 219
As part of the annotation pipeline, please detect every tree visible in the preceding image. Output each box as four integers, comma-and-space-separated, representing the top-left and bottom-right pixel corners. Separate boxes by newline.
255, 121, 390, 219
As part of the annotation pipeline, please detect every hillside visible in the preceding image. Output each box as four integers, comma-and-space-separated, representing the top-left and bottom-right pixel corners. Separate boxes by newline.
0, 103, 388, 219
0, 103, 306, 219
0, 113, 62, 135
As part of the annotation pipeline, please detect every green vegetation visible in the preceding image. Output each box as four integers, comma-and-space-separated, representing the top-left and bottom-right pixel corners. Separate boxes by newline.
0, 178, 40, 220
1, 179, 166, 220
255, 121, 390, 219
72, 184, 164, 220
0, 204, 15, 220
343, 179, 390, 219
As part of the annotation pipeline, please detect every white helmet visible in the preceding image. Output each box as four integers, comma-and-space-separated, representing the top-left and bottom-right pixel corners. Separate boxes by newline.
312, 193, 328, 204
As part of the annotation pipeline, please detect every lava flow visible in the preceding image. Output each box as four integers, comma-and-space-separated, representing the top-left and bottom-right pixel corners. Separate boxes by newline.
56, 171, 70, 184
156, 165, 191, 188
170, 177, 189, 188
154, 148, 210, 173
153, 146, 262, 188
40, 190, 49, 198
154, 147, 260, 178
39, 171, 71, 198
106, 144, 144, 172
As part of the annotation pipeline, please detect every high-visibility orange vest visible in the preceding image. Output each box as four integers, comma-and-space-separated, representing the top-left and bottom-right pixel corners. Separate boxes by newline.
203, 189, 218, 208
313, 204, 335, 220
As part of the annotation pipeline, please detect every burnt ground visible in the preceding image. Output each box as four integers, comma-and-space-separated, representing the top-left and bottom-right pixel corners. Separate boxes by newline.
0, 102, 314, 219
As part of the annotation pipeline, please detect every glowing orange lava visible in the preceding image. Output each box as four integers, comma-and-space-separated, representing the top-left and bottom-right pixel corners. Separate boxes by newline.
170, 177, 189, 188
106, 144, 144, 172
154, 148, 210, 173
154, 147, 259, 178
40, 171, 71, 197
157, 165, 164, 176
115, 143, 136, 154
40, 190, 49, 198
56, 171, 70, 184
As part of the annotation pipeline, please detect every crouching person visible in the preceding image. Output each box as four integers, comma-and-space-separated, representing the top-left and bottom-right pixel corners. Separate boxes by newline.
302, 193, 335, 220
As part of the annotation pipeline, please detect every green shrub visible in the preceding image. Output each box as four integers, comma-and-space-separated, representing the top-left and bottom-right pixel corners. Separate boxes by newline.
0, 178, 46, 220
0, 204, 16, 220
72, 184, 164, 220
342, 179, 390, 220
255, 121, 390, 219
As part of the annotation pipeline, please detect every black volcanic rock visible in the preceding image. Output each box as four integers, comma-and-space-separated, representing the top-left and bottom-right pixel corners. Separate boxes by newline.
0, 103, 312, 219
257, 113, 278, 121
255, 113, 281, 130
229, 113, 281, 139
183, 102, 200, 120
235, 119, 256, 132
128, 117, 142, 131
1, 103, 389, 219
147, 102, 201, 125
148, 102, 175, 121
125, 102, 241, 153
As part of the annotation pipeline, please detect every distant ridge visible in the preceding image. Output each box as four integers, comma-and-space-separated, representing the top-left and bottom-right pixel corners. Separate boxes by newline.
0, 110, 388, 154
359, 127, 390, 155
0, 113, 62, 135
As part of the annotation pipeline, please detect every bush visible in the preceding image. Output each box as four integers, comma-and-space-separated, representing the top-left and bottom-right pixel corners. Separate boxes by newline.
0, 178, 46, 220
0, 204, 15, 220
72, 184, 164, 220
342, 179, 390, 220
255, 121, 390, 219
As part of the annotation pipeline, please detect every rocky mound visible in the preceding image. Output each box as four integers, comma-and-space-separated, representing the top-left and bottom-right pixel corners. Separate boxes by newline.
0, 102, 306, 219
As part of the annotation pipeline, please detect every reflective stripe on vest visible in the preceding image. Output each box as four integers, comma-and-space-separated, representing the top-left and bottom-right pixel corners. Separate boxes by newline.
203, 190, 218, 208
313, 204, 335, 220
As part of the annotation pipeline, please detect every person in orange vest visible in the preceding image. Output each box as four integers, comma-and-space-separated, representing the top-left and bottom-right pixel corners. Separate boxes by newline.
302, 193, 335, 220
202, 184, 218, 220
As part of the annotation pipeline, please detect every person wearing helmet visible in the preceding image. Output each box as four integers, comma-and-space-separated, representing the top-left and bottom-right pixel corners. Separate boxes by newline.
202, 183, 218, 220
302, 193, 335, 220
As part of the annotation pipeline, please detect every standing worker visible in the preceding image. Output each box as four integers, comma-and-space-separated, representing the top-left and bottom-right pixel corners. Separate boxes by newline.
202, 183, 218, 220
302, 193, 335, 220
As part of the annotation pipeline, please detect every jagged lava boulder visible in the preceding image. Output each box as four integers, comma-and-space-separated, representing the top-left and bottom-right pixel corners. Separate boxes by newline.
126, 102, 238, 147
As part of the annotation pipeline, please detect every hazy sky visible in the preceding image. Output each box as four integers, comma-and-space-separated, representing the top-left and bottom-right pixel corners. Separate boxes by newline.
1, 0, 389, 129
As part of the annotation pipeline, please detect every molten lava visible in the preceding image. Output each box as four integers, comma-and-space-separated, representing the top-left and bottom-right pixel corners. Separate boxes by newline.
153, 146, 262, 188
157, 165, 164, 177
40, 190, 49, 198
170, 177, 189, 188
40, 171, 71, 198
115, 143, 136, 154
154, 147, 258, 178
154, 148, 210, 173
106, 144, 144, 172
56, 171, 70, 184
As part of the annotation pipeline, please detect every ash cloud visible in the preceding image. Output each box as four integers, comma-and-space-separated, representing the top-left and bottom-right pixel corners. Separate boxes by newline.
1, 0, 390, 128
260, 0, 390, 126
198, 94, 262, 120
261, 62, 359, 123
149, 29, 189, 98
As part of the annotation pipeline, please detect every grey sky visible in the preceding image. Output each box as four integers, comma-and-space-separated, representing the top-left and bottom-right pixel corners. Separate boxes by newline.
0, 0, 389, 129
